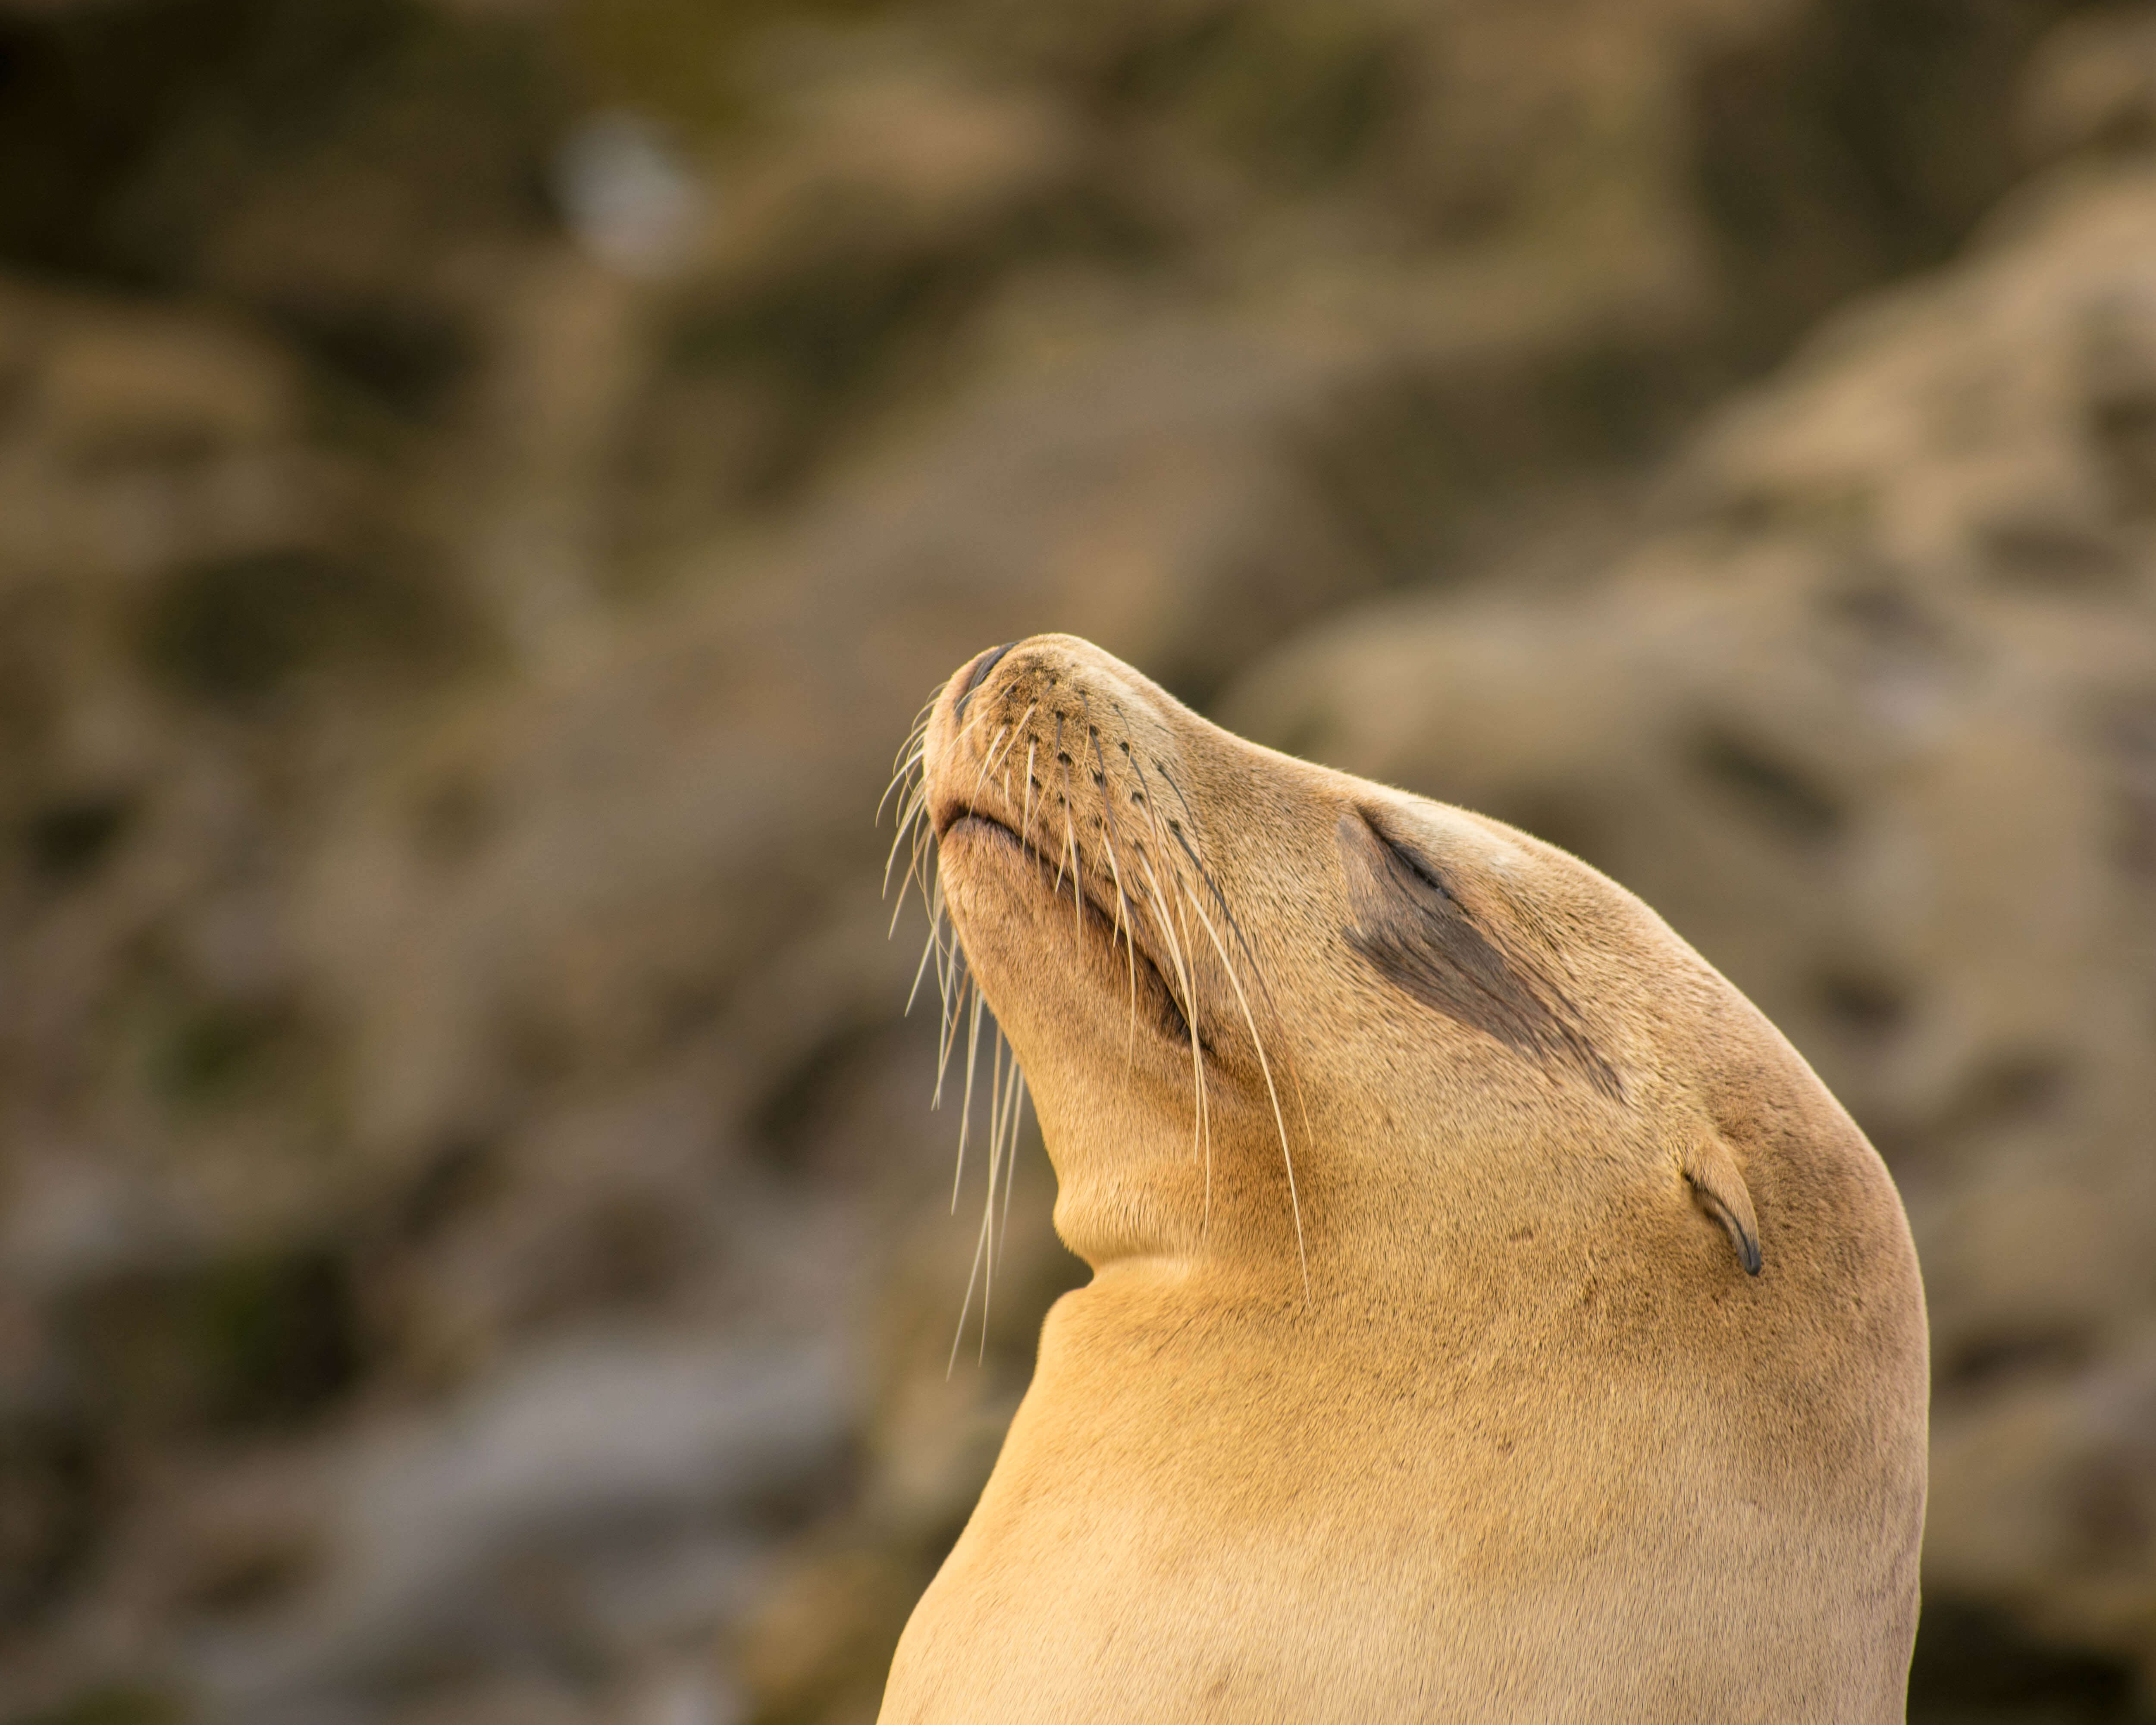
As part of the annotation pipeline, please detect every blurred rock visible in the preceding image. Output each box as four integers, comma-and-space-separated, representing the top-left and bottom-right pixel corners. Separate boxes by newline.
192, 1332, 843, 1722
2020, 6, 2156, 166
554, 113, 704, 279
730, 1545, 916, 1725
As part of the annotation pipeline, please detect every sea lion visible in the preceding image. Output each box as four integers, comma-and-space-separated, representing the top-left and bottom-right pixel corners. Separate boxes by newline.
879, 634, 1927, 1723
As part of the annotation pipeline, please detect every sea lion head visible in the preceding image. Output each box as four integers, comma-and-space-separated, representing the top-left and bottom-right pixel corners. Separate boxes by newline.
914, 632, 1771, 1303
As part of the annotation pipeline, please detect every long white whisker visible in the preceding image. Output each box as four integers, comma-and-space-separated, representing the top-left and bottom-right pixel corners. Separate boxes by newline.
1021, 742, 1038, 858
1153, 762, 1278, 1012
885, 795, 934, 934
890, 697, 934, 768
934, 945, 970, 1104
878, 710, 931, 810
1000, 1069, 1027, 1263
981, 1031, 1006, 1347
877, 743, 926, 824
1127, 759, 1216, 1204
969, 725, 1010, 814
953, 983, 985, 1210
1150, 759, 1315, 1223
1081, 712, 1146, 1068
987, 705, 1035, 786
1146, 869, 1207, 1147
931, 902, 966, 1101
905, 906, 943, 1016
881, 775, 922, 884
1138, 850, 1208, 1198
1054, 753, 1084, 936
1063, 818, 1081, 928
950, 1198, 991, 1379
1181, 884, 1309, 1304
1097, 825, 1141, 1066
984, 1027, 1028, 1347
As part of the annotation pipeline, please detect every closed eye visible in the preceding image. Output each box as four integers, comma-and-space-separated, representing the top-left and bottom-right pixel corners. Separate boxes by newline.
1341, 808, 1623, 1101
1367, 819, 1456, 901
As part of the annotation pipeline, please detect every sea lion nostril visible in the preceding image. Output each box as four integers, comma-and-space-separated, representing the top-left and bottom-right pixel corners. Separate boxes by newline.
955, 642, 1018, 718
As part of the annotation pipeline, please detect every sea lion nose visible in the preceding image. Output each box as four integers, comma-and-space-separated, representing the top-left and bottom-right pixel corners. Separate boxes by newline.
954, 641, 1017, 718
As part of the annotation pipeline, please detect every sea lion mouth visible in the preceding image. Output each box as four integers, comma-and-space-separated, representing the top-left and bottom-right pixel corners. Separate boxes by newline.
936, 803, 1204, 1054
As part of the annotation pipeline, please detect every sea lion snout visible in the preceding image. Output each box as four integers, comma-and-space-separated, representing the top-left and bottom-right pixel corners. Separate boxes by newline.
919, 633, 1312, 1270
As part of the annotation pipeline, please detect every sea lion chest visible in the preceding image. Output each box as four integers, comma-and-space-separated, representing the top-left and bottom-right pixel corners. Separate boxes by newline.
882, 1260, 1910, 1725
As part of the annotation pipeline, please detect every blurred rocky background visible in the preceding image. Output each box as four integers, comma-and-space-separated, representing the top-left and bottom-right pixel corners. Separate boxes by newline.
1, 0, 2154, 1720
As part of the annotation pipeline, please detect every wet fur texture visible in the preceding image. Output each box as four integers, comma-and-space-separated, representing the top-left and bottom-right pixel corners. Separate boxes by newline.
880, 635, 1928, 1723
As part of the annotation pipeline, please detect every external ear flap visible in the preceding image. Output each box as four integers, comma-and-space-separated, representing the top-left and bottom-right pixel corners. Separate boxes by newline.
1682, 1132, 1761, 1276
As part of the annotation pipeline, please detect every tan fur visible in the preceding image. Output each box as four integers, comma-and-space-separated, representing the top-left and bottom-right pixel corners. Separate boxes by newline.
881, 635, 1928, 1723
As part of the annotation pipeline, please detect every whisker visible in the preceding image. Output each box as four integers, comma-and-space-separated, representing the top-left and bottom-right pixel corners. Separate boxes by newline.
876, 741, 926, 824
1127, 757, 1217, 1204
988, 704, 1036, 784
1154, 763, 1276, 1007
879, 725, 930, 812
1148, 759, 1312, 1248
1096, 824, 1142, 1066
953, 982, 986, 1211
1138, 852, 1210, 1210
880, 772, 923, 878
983, 1026, 1028, 1346
1000, 1068, 1027, 1264
933, 938, 969, 1107
1078, 696, 1146, 1064
1180, 884, 1310, 1303
947, 1013, 1029, 1374
981, 1031, 1007, 1347
891, 696, 935, 767
1020, 741, 1039, 865
1054, 753, 1084, 944
884, 788, 934, 933
905, 904, 943, 1016
968, 724, 1010, 814
1063, 818, 1081, 927
949, 1197, 992, 1379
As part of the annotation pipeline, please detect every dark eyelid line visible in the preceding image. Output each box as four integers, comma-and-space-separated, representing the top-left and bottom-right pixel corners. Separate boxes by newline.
1359, 807, 1457, 903
1341, 808, 1624, 1102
